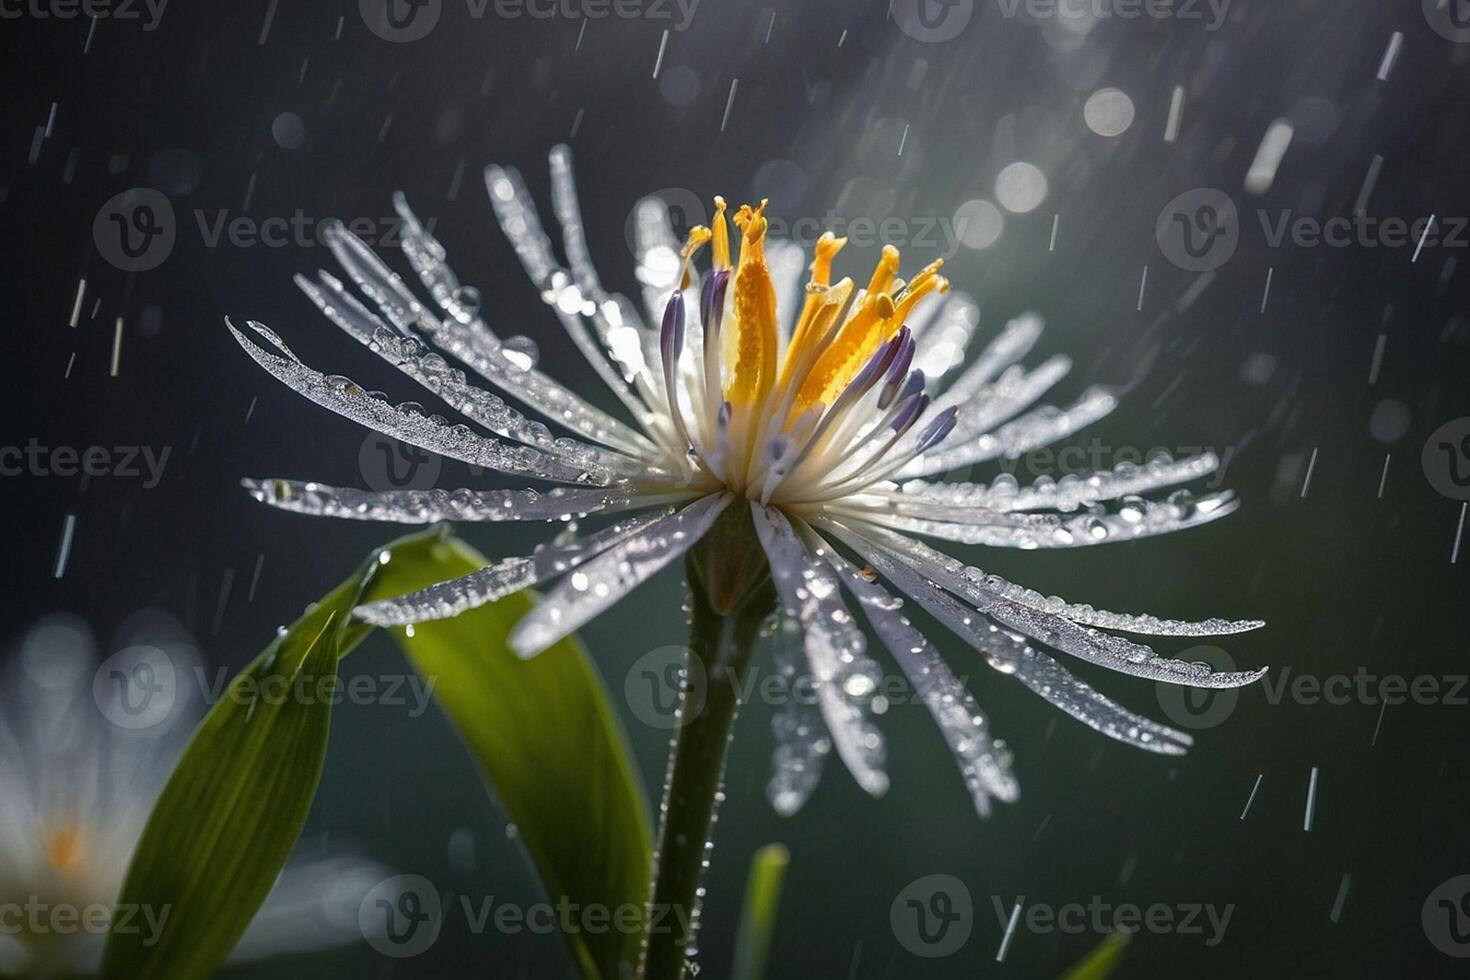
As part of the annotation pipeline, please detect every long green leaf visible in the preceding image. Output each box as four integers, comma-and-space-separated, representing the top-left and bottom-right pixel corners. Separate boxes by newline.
384, 537, 653, 980
730, 844, 791, 980
100, 527, 456, 980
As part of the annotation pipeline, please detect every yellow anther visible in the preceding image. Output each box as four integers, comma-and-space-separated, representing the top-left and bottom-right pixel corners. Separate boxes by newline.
711, 197, 731, 270
865, 245, 901, 296
794, 290, 890, 413
725, 200, 777, 408
811, 232, 847, 286
679, 225, 711, 290
889, 259, 947, 330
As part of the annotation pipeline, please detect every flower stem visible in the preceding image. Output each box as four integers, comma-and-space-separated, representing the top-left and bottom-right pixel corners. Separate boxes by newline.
641, 504, 774, 980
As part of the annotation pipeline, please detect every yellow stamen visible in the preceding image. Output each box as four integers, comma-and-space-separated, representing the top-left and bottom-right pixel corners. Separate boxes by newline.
810, 231, 847, 286
711, 197, 731, 270
792, 291, 892, 413
724, 200, 777, 408
890, 257, 948, 325
46, 823, 85, 874
865, 244, 902, 296
781, 233, 850, 377
679, 225, 711, 291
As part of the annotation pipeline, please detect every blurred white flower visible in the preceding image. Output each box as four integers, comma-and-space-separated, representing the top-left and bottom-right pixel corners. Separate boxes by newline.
0, 612, 386, 978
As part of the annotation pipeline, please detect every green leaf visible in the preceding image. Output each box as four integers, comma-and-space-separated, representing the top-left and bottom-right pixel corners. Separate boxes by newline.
1058, 932, 1131, 980
384, 537, 652, 980
100, 527, 458, 980
730, 844, 791, 980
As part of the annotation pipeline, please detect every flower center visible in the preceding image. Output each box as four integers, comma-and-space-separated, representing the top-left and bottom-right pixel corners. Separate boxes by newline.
656, 199, 957, 508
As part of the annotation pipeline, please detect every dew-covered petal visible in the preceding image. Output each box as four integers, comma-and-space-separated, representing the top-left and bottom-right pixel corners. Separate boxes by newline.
297, 273, 656, 481
930, 313, 1045, 411
898, 452, 1222, 514
841, 490, 1239, 550
766, 614, 831, 817
242, 478, 695, 524
319, 221, 658, 458
356, 509, 675, 626
227, 319, 612, 486
507, 493, 732, 657
486, 163, 661, 425
818, 510, 1261, 636
901, 387, 1117, 479
823, 518, 1267, 689
820, 537, 1018, 816
907, 294, 980, 385
750, 504, 889, 799
845, 541, 1194, 755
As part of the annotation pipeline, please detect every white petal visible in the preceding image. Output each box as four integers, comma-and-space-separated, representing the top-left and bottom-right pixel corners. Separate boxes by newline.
841, 490, 1238, 549
902, 381, 1118, 480
356, 509, 675, 625
321, 221, 658, 458
820, 536, 1018, 815
485, 163, 661, 425
242, 479, 694, 524
931, 312, 1044, 408
297, 273, 655, 480
823, 518, 1267, 689
766, 614, 830, 817
750, 504, 889, 799
897, 452, 1222, 514
848, 542, 1193, 755
507, 493, 731, 657
228, 319, 612, 486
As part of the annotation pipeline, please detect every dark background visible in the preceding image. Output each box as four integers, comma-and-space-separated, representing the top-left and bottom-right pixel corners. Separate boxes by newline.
3, 0, 1469, 976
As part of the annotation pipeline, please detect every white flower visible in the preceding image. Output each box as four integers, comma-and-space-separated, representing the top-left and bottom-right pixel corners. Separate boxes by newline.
0, 613, 386, 978
231, 146, 1265, 818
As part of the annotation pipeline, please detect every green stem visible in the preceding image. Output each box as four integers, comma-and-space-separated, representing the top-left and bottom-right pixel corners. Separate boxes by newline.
640, 505, 774, 980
